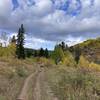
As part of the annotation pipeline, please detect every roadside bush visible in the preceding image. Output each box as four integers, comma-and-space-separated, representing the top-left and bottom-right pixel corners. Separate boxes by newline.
63, 51, 76, 67
89, 62, 100, 71
78, 55, 90, 67
51, 46, 64, 64
16, 67, 28, 77
0, 95, 6, 100
0, 45, 16, 58
78, 55, 100, 71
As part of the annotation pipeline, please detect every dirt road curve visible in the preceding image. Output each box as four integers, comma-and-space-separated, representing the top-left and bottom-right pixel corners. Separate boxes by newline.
17, 70, 38, 100
17, 67, 58, 100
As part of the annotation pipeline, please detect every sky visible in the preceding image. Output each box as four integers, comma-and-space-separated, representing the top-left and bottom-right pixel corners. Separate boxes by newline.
0, 0, 100, 50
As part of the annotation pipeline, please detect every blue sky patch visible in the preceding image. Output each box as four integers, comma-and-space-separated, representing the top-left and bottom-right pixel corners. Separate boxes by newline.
12, 0, 19, 10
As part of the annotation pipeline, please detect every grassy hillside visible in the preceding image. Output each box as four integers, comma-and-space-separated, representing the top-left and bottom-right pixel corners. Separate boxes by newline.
70, 37, 100, 64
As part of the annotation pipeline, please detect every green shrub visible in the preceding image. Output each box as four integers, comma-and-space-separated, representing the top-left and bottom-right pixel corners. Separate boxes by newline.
78, 55, 90, 67
51, 45, 64, 64
16, 67, 28, 77
0, 45, 16, 58
63, 51, 76, 67
89, 62, 100, 71
0, 95, 6, 100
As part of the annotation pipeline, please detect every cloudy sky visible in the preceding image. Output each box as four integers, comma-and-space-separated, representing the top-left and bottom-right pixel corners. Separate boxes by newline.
0, 0, 100, 49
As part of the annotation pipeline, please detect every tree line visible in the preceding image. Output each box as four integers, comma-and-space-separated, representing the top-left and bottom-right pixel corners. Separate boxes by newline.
10, 24, 81, 65
11, 24, 49, 59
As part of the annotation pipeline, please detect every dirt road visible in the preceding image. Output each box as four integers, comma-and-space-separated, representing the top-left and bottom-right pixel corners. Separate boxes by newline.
17, 67, 58, 100
33, 68, 58, 100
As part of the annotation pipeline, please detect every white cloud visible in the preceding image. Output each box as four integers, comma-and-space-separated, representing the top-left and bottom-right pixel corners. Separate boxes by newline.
0, 0, 12, 15
0, 0, 100, 49
24, 36, 56, 50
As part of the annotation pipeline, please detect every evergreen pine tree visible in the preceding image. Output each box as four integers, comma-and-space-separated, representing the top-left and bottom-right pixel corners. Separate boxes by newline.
16, 24, 25, 59
74, 46, 81, 64
58, 42, 66, 51
65, 44, 68, 50
11, 35, 16, 43
45, 48, 49, 58
34, 50, 38, 57
61, 41, 66, 51
39, 48, 44, 57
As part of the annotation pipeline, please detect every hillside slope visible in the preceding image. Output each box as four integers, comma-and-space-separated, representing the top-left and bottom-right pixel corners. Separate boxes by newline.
70, 38, 100, 64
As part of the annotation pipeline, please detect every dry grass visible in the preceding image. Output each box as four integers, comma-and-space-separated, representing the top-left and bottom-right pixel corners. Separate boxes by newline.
45, 66, 100, 100
0, 57, 36, 100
